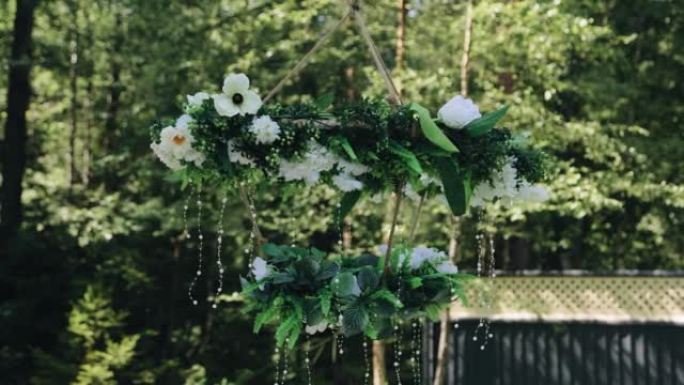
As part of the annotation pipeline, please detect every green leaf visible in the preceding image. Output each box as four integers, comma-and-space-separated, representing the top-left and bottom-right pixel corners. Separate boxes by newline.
261, 243, 283, 258
339, 137, 358, 160
371, 289, 403, 308
338, 190, 362, 222
254, 306, 278, 333
319, 290, 332, 316
271, 272, 295, 284
357, 267, 379, 293
314, 93, 334, 110
434, 158, 471, 216
408, 276, 423, 289
335, 272, 360, 297
275, 313, 300, 347
342, 305, 368, 336
316, 261, 340, 281
389, 141, 423, 174
464, 105, 509, 136
408, 102, 459, 153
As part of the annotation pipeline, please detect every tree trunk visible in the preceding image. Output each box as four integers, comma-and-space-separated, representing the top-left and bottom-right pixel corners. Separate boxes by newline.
372, 340, 387, 385
103, 6, 123, 151
81, 2, 94, 187
460, 0, 473, 97
432, 217, 461, 385
1, 0, 39, 246
67, 0, 79, 186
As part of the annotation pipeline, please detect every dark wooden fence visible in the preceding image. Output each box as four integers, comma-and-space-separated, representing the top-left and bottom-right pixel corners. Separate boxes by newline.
424, 321, 684, 385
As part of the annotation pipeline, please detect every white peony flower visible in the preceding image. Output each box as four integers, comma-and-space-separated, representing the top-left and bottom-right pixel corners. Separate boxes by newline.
516, 182, 550, 203
187, 92, 210, 107
151, 116, 205, 170
332, 173, 363, 192
305, 322, 328, 335
437, 95, 482, 129
251, 257, 272, 282
227, 141, 254, 166
435, 261, 459, 274
249, 115, 281, 144
213, 73, 262, 117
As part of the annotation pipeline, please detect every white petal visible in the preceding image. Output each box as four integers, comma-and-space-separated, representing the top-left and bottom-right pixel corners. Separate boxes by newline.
223, 73, 250, 94
240, 90, 263, 115
176, 114, 193, 129
213, 94, 240, 117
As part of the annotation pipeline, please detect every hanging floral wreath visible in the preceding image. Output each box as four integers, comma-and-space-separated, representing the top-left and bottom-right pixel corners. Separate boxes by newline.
150, 73, 548, 219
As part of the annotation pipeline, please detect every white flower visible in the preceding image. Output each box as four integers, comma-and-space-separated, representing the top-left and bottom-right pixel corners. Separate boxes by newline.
470, 157, 549, 207
213, 73, 262, 117
187, 92, 210, 107
278, 141, 337, 185
435, 261, 459, 275
249, 115, 281, 144
227, 141, 254, 166
337, 158, 369, 176
305, 322, 328, 335
332, 174, 363, 192
151, 116, 205, 170
251, 257, 272, 282
437, 95, 482, 129
409, 246, 447, 270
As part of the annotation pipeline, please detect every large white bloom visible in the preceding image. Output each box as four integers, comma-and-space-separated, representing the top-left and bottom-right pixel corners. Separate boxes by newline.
213, 73, 262, 117
227, 141, 254, 166
187, 92, 210, 108
150, 115, 205, 170
278, 141, 337, 185
249, 115, 281, 144
332, 173, 363, 192
516, 182, 550, 203
251, 257, 272, 282
437, 95, 481, 129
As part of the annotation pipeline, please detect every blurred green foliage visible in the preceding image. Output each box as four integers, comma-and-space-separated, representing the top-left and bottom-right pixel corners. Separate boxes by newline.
0, 0, 682, 384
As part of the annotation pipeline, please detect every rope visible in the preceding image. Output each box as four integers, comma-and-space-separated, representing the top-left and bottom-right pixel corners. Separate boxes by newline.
263, 1, 403, 106
263, 8, 353, 103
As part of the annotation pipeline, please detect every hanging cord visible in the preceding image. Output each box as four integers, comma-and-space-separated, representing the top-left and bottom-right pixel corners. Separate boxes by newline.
263, 8, 353, 103
350, 1, 403, 105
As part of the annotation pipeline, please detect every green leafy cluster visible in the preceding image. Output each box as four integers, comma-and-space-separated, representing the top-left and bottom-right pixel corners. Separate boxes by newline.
240, 244, 470, 347
151, 97, 547, 217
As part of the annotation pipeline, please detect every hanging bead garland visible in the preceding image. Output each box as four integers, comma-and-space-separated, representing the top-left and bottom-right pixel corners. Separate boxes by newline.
212, 194, 228, 309
188, 185, 204, 306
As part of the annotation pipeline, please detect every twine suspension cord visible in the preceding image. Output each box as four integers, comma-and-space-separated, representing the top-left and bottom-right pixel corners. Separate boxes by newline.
263, 8, 353, 104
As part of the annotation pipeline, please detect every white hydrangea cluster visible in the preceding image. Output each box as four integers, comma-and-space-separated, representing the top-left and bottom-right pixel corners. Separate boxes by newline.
150, 115, 205, 170
470, 157, 549, 207
278, 141, 368, 190
378, 245, 459, 274
251, 256, 273, 290
305, 321, 328, 335
249, 115, 281, 144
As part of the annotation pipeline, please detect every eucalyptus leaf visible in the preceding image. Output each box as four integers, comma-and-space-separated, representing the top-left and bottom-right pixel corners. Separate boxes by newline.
339, 137, 358, 160
335, 272, 360, 297
357, 267, 379, 293
464, 105, 509, 136
408, 102, 459, 153
342, 305, 368, 335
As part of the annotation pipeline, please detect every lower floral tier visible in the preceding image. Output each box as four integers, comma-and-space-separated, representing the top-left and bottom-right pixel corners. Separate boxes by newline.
240, 243, 471, 348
